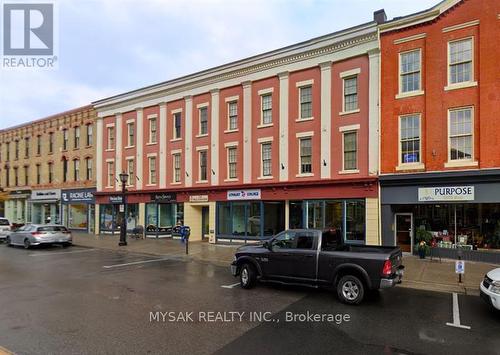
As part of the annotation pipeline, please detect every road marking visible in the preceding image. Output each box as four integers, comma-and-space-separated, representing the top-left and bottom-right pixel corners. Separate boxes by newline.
30, 248, 96, 257
446, 292, 471, 330
221, 282, 240, 289
0, 344, 15, 355
102, 258, 171, 269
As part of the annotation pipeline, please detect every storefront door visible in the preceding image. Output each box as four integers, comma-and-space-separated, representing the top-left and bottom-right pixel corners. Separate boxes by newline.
202, 206, 209, 241
395, 213, 413, 253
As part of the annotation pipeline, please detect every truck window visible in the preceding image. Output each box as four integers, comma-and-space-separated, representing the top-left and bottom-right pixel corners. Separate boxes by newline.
271, 231, 296, 250
322, 230, 342, 251
295, 232, 315, 250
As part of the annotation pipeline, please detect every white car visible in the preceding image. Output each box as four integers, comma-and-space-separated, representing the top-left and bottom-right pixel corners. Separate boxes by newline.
480, 268, 500, 311
0, 218, 12, 241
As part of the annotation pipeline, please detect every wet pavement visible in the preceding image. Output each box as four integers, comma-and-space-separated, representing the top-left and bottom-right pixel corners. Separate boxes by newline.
0, 244, 499, 355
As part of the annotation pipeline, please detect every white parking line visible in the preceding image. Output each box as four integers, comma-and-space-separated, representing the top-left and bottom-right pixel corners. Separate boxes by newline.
446, 292, 471, 330
102, 258, 171, 269
221, 282, 240, 289
30, 248, 96, 257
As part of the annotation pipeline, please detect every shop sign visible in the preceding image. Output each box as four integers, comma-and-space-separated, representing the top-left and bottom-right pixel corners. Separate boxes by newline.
10, 189, 31, 196
31, 189, 61, 201
227, 189, 261, 201
62, 189, 95, 204
418, 186, 474, 202
109, 195, 124, 204
189, 195, 209, 203
151, 193, 176, 203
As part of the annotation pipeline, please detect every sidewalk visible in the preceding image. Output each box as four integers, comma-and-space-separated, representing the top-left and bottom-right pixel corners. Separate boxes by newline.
73, 233, 496, 296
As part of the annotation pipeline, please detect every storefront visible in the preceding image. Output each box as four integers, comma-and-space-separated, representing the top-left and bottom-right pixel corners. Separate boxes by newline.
61, 188, 96, 233
29, 189, 61, 225
380, 170, 500, 263
145, 193, 183, 237
4, 189, 30, 226
99, 195, 139, 234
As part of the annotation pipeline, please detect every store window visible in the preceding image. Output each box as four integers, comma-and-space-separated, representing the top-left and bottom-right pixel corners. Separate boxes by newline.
100, 204, 139, 233
145, 203, 184, 236
345, 200, 365, 242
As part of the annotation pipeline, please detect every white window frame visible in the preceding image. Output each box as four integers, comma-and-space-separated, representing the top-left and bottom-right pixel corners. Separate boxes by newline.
74, 126, 80, 149
396, 49, 424, 99
258, 89, 274, 127
126, 121, 135, 148
297, 82, 313, 121
106, 125, 115, 151
106, 160, 114, 188
446, 37, 477, 91
197, 104, 209, 137
172, 151, 182, 183
397, 114, 425, 171
86, 124, 93, 147
148, 115, 157, 144
445, 106, 477, 168
73, 159, 80, 181
341, 75, 359, 115
226, 146, 238, 181
260, 141, 273, 179
85, 157, 93, 180
226, 101, 238, 132
126, 157, 134, 187
172, 110, 182, 140
148, 154, 157, 185
296, 134, 313, 177
198, 149, 208, 183
340, 128, 359, 174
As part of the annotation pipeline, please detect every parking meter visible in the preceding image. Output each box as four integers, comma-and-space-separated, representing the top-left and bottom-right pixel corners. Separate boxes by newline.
180, 225, 191, 254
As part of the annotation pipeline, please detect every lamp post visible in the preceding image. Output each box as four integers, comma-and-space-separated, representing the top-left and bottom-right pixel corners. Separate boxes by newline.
118, 172, 129, 246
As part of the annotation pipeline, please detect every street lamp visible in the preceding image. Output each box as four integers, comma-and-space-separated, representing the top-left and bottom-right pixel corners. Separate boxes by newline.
118, 172, 129, 246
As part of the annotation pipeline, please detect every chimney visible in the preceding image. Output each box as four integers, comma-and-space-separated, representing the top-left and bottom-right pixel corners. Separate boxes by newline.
373, 9, 387, 24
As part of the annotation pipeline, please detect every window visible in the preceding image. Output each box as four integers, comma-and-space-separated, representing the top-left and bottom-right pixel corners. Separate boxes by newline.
74, 159, 80, 181
62, 158, 68, 182
6, 142, 10, 161
173, 153, 181, 182
86, 124, 93, 146
449, 107, 473, 161
0, 144, 2, 162
24, 166, 28, 186
199, 150, 208, 181
127, 159, 134, 186
48, 162, 53, 183
343, 77, 358, 111
74, 126, 80, 149
107, 127, 115, 150
148, 156, 157, 185
299, 86, 312, 119
228, 147, 237, 179
173, 113, 182, 139
24, 137, 29, 158
449, 39, 472, 85
149, 118, 157, 143
36, 164, 41, 184
199, 107, 208, 135
261, 94, 272, 124
400, 50, 421, 93
343, 132, 358, 171
107, 161, 114, 187
14, 167, 18, 186
127, 122, 135, 147
85, 158, 92, 180
299, 138, 312, 174
271, 231, 297, 250
48, 133, 53, 153
63, 129, 68, 150
400, 115, 421, 164
261, 143, 272, 177
14, 140, 19, 160
228, 102, 238, 130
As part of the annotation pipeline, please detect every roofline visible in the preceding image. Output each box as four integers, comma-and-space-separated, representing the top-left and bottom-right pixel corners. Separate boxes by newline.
379, 0, 463, 33
92, 20, 378, 109
0, 104, 94, 134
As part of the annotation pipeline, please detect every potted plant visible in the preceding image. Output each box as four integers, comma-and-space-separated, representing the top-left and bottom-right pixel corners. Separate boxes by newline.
415, 228, 432, 259
417, 240, 428, 259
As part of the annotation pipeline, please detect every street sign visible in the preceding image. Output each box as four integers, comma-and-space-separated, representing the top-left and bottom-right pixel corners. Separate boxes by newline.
455, 260, 465, 274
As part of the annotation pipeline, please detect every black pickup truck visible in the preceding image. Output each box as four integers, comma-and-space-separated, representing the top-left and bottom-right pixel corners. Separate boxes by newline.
230, 229, 404, 304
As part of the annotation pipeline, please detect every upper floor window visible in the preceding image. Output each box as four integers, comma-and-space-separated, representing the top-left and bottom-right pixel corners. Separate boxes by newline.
149, 117, 157, 144
400, 114, 421, 165
13, 167, 18, 186
299, 86, 312, 119
5, 142, 10, 161
343, 76, 358, 112
74, 126, 80, 149
400, 49, 421, 93
227, 147, 237, 179
107, 161, 114, 187
228, 102, 238, 130
126, 159, 134, 186
62, 157, 68, 182
449, 38, 473, 85
107, 126, 115, 150
261, 143, 272, 177
36, 164, 41, 184
85, 158, 93, 180
62, 129, 68, 151
173, 153, 181, 183
73, 159, 80, 181
261, 94, 272, 125
173, 113, 182, 139
0, 144, 2, 162
48, 162, 53, 183
449, 107, 473, 161
14, 140, 19, 160
199, 107, 208, 135
86, 124, 93, 146
24, 137, 29, 158
127, 122, 135, 147
148, 156, 157, 185
343, 131, 358, 171
48, 133, 53, 154
199, 150, 208, 182
299, 137, 312, 174
24, 165, 29, 186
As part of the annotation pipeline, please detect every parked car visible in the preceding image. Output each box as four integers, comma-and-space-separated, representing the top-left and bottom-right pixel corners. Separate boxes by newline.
480, 268, 500, 311
6, 224, 72, 249
0, 217, 12, 241
230, 229, 404, 304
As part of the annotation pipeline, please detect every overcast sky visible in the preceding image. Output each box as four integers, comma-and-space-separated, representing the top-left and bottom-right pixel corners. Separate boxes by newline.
0, 0, 438, 129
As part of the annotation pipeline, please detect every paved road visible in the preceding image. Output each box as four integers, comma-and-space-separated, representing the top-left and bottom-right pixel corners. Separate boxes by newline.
0, 244, 498, 355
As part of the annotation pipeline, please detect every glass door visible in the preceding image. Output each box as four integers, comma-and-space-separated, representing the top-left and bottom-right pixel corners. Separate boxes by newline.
395, 213, 413, 253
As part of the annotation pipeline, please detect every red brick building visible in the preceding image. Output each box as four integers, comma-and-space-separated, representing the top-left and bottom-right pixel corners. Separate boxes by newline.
379, 0, 500, 261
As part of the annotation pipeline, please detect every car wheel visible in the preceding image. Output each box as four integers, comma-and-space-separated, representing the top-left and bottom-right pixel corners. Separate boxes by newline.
240, 263, 257, 289
62, 242, 72, 248
337, 275, 365, 305
23, 238, 31, 249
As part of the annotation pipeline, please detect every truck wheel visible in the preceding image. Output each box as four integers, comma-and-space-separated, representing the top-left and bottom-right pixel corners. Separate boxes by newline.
337, 275, 364, 305
240, 263, 257, 289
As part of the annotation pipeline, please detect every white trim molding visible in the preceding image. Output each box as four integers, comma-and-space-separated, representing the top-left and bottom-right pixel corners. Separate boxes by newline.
296, 131, 314, 138
257, 87, 274, 96
257, 136, 274, 143
224, 95, 239, 103
339, 124, 360, 132
442, 20, 479, 33
196, 102, 209, 109
393, 33, 427, 45
195, 145, 209, 151
224, 141, 239, 148
295, 79, 314, 88
339, 67, 361, 78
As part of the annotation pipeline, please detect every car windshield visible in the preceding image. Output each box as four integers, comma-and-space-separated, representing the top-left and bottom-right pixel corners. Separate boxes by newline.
0, 219, 9, 226
38, 226, 68, 232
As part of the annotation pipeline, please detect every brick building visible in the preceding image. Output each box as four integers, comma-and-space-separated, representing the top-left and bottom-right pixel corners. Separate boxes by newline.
379, 0, 500, 261
0, 106, 97, 232
93, 15, 384, 244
